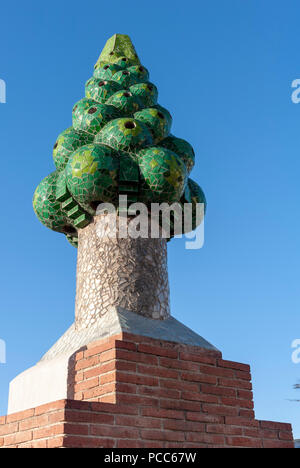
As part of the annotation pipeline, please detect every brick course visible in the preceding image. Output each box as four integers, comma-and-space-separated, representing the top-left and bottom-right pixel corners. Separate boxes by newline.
0, 333, 294, 448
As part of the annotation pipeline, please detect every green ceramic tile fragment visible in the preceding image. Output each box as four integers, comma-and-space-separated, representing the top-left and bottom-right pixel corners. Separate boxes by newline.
74, 214, 90, 228
62, 197, 77, 210
67, 205, 81, 219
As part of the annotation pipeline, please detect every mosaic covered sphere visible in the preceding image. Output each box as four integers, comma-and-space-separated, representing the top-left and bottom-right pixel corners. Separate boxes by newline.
110, 70, 137, 88
126, 65, 149, 84
160, 134, 195, 174
33, 171, 70, 233
179, 178, 206, 233
65, 144, 119, 207
53, 127, 94, 171
134, 106, 172, 144
137, 147, 187, 203
114, 56, 136, 69
93, 63, 122, 80
95, 118, 153, 152
106, 91, 142, 115
73, 98, 121, 135
129, 82, 158, 108
85, 78, 122, 103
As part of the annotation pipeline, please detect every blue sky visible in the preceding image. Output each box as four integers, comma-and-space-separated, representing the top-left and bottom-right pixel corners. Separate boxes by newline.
0, 0, 299, 438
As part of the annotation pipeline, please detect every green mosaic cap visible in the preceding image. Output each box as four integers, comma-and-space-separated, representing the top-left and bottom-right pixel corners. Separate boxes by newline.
33, 34, 206, 246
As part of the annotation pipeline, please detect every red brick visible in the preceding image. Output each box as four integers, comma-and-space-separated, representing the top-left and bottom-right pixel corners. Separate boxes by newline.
160, 356, 199, 372
5, 430, 33, 445
90, 402, 138, 415
138, 364, 178, 380
75, 350, 84, 361
202, 404, 239, 416
74, 377, 99, 392
200, 365, 235, 378
239, 409, 255, 419
263, 439, 294, 449
63, 435, 115, 448
64, 423, 89, 435
117, 393, 159, 407
226, 436, 262, 448
181, 391, 218, 404
160, 379, 199, 393
98, 361, 116, 374
243, 427, 260, 437
218, 377, 252, 390
225, 416, 259, 427
138, 343, 178, 359
235, 370, 251, 381
99, 349, 116, 363
6, 408, 35, 423
75, 371, 84, 383
32, 439, 48, 448
19, 414, 49, 431
48, 410, 66, 424
84, 366, 102, 380
0, 422, 18, 436
186, 432, 225, 445
180, 352, 216, 365
65, 409, 114, 425
259, 428, 279, 439
34, 400, 67, 416
114, 340, 137, 351
181, 372, 217, 385
206, 424, 243, 435
138, 386, 180, 399
90, 425, 139, 439
142, 407, 184, 420
115, 415, 161, 429
201, 384, 236, 397
141, 429, 185, 442
117, 440, 145, 448
186, 412, 224, 424
279, 431, 293, 441
75, 355, 100, 371
99, 371, 116, 385
116, 349, 158, 365
33, 423, 64, 440
220, 397, 254, 409
117, 371, 158, 387
164, 419, 205, 432
115, 361, 137, 372
217, 359, 250, 372
141, 441, 165, 448
83, 383, 115, 400
115, 382, 137, 394
160, 398, 202, 412
237, 389, 253, 400
260, 420, 292, 431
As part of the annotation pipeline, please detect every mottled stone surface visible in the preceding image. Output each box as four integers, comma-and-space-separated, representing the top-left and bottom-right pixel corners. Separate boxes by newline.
75, 214, 170, 330
40, 307, 219, 362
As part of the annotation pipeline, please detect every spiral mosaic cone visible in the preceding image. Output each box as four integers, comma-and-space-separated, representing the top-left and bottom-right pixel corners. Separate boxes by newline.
33, 34, 206, 246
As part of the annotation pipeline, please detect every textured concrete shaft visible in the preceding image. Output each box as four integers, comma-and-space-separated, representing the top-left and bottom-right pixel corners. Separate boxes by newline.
75, 214, 170, 330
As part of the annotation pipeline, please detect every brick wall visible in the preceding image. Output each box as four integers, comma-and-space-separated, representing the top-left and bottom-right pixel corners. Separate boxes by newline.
0, 333, 294, 448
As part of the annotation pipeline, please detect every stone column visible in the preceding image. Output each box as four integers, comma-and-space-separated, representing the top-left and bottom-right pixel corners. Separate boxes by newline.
75, 213, 170, 330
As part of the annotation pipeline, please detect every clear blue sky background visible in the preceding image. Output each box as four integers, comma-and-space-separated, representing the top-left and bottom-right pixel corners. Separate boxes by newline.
0, 0, 299, 438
